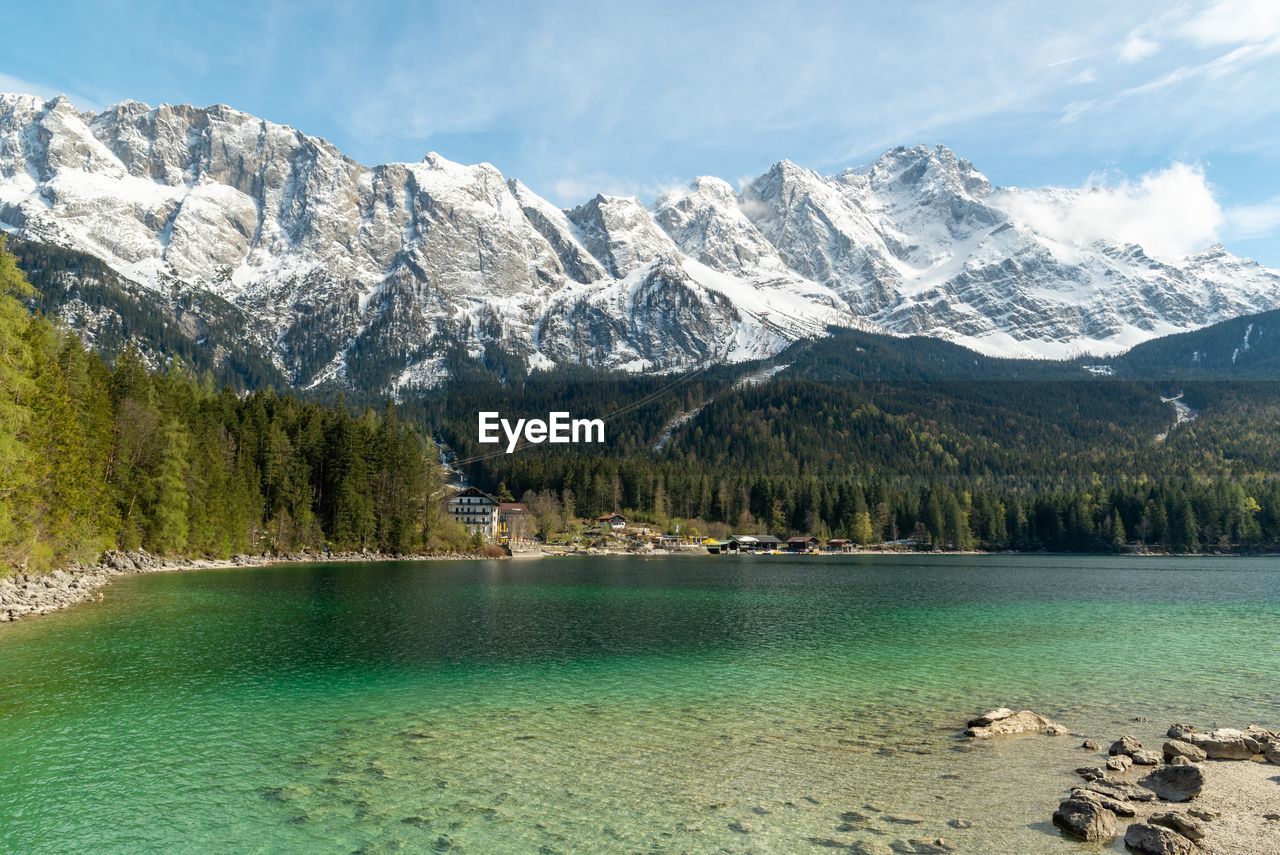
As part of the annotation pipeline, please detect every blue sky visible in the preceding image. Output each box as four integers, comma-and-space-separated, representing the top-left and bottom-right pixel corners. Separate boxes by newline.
5, 0, 1280, 264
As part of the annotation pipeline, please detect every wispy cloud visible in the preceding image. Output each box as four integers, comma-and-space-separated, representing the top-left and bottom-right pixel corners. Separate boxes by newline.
1226, 197, 1280, 239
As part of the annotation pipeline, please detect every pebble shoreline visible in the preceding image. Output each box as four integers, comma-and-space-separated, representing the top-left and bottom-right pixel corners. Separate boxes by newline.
0, 548, 503, 623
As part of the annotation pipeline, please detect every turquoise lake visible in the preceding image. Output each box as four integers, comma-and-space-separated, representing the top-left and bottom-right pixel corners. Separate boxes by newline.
1, 554, 1278, 853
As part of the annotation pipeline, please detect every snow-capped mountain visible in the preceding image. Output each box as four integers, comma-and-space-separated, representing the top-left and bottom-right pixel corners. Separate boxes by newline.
1, 92, 1277, 392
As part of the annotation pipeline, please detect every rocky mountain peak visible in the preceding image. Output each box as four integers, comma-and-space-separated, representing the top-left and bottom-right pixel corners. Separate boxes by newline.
866, 143, 992, 198
567, 193, 677, 277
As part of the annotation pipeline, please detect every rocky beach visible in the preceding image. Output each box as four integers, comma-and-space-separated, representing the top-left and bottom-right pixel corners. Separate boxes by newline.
961, 707, 1280, 854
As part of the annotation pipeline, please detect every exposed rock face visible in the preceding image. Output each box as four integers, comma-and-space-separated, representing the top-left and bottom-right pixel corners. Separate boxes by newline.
3, 93, 1280, 393
1123, 822, 1196, 855
964, 709, 1068, 739
1111, 735, 1143, 756
1140, 765, 1205, 803
1052, 794, 1118, 841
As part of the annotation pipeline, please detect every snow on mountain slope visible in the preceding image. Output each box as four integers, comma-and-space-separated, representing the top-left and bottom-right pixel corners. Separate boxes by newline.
2, 93, 1278, 390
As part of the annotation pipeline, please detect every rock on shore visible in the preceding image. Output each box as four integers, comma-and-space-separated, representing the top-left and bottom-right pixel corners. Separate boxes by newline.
1049, 718, 1280, 854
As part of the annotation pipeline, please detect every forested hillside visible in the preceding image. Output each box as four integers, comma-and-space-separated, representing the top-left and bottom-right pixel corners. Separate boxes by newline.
9, 238, 286, 390
0, 239, 461, 575
427, 328, 1280, 554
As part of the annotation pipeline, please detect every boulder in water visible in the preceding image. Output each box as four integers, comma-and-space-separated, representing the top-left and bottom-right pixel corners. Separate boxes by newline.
966, 708, 1014, 727
965, 710, 1068, 739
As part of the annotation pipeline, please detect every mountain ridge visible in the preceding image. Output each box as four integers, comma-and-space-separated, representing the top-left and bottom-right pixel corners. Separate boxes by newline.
2, 91, 1278, 394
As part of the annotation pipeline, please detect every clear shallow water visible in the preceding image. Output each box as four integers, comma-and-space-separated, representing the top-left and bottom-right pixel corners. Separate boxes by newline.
1, 554, 1278, 853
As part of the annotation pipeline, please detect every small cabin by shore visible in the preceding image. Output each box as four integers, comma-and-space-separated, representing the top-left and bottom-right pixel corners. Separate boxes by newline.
598, 513, 627, 530
786, 535, 820, 553
826, 538, 854, 553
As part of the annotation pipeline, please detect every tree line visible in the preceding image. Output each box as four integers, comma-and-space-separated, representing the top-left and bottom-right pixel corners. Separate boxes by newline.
0, 239, 463, 575
466, 452, 1280, 552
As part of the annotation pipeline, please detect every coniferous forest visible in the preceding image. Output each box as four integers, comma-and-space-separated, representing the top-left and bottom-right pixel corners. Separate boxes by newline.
421, 336, 1280, 554
0, 240, 461, 575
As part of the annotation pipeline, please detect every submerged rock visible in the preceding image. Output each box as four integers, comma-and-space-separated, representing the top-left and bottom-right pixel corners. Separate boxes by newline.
1123, 822, 1195, 855
889, 839, 955, 854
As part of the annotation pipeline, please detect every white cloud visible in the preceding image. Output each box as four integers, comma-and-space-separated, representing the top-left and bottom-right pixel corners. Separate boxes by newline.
1119, 33, 1160, 62
1226, 197, 1280, 239
998, 163, 1225, 261
1068, 68, 1098, 84
1179, 0, 1280, 47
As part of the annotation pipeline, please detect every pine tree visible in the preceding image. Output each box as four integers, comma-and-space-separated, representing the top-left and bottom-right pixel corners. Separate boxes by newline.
147, 419, 191, 555
0, 239, 38, 568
